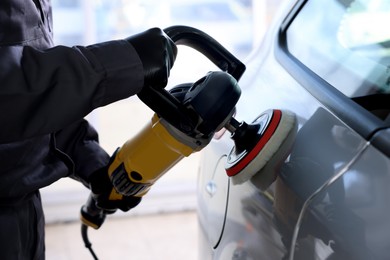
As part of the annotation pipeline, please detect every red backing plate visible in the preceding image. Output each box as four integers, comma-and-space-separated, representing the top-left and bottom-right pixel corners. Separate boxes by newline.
225, 109, 282, 177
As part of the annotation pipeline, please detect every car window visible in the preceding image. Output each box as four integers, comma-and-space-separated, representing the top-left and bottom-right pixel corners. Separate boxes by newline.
286, 0, 390, 120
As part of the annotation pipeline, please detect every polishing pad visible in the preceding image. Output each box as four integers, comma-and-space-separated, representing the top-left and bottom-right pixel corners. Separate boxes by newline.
225, 109, 297, 189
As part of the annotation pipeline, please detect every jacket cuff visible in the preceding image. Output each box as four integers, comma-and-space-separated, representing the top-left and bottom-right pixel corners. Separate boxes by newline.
79, 40, 144, 108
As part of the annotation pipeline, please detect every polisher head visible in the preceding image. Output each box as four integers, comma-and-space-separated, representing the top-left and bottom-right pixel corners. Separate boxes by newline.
225, 109, 297, 189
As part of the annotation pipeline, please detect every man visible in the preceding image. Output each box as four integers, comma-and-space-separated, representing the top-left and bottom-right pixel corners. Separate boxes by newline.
0, 0, 177, 259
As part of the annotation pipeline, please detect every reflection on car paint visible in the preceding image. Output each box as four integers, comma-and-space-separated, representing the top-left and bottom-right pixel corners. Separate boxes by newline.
273, 108, 374, 259
288, 141, 370, 260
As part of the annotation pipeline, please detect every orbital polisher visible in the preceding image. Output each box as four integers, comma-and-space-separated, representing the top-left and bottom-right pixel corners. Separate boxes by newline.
80, 26, 297, 259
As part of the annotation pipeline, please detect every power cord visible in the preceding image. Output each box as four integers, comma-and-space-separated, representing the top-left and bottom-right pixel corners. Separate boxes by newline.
81, 224, 99, 260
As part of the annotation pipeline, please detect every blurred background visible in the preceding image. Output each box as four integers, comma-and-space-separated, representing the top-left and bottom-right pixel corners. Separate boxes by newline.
41, 0, 283, 259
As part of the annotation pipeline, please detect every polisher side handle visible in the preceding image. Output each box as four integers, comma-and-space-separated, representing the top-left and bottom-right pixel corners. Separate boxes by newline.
138, 25, 246, 132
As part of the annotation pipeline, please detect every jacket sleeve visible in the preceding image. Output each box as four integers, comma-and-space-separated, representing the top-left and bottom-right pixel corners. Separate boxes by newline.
54, 119, 110, 187
0, 40, 144, 143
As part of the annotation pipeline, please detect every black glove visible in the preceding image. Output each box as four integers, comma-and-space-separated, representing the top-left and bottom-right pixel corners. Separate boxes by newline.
126, 27, 177, 88
88, 166, 142, 212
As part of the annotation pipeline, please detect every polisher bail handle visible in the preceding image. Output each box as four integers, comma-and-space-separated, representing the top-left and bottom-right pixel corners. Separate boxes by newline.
138, 25, 246, 132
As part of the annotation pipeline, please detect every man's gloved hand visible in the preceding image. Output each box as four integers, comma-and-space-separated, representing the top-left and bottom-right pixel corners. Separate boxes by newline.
126, 27, 177, 88
88, 166, 142, 213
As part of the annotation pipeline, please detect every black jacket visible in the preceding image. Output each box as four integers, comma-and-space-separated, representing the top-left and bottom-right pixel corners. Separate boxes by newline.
0, 0, 144, 202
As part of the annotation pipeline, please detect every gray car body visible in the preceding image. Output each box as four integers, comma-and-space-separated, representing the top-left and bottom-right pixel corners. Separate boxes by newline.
197, 0, 390, 259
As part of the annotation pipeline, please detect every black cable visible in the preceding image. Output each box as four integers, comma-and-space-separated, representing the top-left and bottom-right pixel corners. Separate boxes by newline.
81, 224, 99, 260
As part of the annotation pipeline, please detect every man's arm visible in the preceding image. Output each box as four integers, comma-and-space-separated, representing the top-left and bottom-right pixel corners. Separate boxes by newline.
0, 40, 143, 143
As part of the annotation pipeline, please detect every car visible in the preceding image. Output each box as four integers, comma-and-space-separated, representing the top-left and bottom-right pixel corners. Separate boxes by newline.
197, 0, 390, 259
